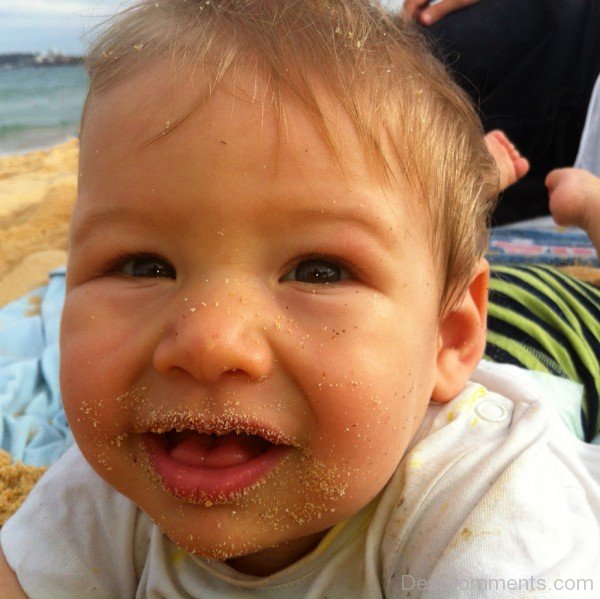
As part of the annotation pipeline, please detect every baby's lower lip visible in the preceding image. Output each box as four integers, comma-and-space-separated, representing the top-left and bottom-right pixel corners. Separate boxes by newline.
142, 430, 291, 503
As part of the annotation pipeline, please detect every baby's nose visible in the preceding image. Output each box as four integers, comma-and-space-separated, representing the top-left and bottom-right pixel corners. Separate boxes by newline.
152, 288, 274, 383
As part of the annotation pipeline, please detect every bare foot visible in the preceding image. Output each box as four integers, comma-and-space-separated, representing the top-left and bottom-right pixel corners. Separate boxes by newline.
546, 167, 600, 254
485, 130, 530, 192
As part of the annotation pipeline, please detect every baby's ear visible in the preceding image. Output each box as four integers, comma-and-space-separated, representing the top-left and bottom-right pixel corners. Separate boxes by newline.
432, 259, 489, 403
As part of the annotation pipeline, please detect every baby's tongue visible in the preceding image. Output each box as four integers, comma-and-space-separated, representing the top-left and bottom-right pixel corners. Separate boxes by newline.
168, 431, 269, 468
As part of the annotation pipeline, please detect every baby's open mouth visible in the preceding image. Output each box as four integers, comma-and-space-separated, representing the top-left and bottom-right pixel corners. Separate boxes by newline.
165, 430, 272, 468
142, 426, 292, 503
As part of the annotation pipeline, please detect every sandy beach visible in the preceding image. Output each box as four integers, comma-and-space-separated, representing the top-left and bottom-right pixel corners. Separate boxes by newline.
0, 138, 78, 307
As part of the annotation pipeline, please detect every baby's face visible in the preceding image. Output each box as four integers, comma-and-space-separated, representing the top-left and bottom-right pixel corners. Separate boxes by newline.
62, 64, 443, 572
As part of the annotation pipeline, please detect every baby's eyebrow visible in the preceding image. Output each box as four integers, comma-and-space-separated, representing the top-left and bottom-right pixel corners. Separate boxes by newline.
283, 203, 399, 252
70, 196, 401, 251
69, 204, 155, 247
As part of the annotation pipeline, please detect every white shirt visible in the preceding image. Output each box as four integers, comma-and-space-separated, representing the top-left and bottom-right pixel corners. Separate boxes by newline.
575, 75, 600, 176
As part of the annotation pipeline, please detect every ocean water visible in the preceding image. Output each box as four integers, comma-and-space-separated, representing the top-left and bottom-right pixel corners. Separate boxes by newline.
0, 65, 88, 156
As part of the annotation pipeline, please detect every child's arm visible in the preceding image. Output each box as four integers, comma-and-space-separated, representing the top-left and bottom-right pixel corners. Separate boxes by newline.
0, 547, 27, 598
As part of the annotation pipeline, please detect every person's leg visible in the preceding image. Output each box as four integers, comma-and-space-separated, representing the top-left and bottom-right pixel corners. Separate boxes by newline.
424, 0, 600, 224
485, 130, 529, 193
546, 168, 600, 255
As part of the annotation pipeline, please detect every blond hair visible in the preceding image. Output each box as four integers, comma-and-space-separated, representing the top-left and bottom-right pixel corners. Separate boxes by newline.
83, 0, 497, 313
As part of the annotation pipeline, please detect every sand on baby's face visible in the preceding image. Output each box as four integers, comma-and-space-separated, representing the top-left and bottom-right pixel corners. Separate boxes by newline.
0, 139, 78, 305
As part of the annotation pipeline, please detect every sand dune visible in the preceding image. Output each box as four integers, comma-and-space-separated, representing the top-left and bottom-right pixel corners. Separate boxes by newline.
0, 139, 78, 306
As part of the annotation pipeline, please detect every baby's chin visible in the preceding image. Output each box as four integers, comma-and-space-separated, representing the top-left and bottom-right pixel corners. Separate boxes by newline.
169, 524, 267, 563
124, 445, 356, 572
152, 493, 333, 574
163, 511, 330, 576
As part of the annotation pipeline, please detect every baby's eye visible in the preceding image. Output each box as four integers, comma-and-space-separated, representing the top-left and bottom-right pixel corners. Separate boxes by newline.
120, 255, 176, 279
282, 258, 350, 285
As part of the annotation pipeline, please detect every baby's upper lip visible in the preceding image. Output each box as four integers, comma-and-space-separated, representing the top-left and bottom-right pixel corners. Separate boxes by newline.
134, 412, 297, 447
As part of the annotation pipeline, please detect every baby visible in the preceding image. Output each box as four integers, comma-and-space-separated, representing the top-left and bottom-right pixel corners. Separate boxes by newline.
1, 1, 598, 597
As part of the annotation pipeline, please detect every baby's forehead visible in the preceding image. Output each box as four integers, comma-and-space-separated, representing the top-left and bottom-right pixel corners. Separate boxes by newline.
82, 63, 419, 192
77, 77, 425, 237
84, 56, 419, 169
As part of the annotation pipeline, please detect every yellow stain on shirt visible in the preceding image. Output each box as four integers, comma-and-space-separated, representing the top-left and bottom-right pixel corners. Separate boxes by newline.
171, 548, 187, 568
457, 386, 486, 411
408, 449, 423, 469
446, 387, 485, 424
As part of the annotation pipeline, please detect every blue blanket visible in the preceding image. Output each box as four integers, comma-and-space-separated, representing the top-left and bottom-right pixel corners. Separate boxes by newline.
0, 267, 72, 466
488, 221, 599, 266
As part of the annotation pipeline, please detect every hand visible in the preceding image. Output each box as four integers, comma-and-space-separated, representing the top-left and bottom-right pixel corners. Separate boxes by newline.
402, 0, 481, 26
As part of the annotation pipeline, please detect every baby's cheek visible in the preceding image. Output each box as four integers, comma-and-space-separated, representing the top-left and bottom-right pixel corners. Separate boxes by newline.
61, 349, 129, 443
61, 339, 140, 484
61, 303, 140, 441
284, 330, 410, 485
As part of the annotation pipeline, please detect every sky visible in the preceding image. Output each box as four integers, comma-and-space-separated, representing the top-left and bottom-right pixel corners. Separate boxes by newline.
0, 0, 134, 56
